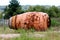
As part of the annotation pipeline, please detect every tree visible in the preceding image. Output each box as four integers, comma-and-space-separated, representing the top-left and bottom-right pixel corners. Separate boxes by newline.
26, 6, 35, 12
4, 0, 22, 19
48, 6, 59, 17
27, 5, 41, 12
27, 5, 47, 12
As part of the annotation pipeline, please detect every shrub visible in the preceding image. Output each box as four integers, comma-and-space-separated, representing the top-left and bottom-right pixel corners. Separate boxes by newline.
51, 18, 60, 26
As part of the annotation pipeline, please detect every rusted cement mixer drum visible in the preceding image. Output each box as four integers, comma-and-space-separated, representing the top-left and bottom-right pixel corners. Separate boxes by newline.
8, 12, 51, 31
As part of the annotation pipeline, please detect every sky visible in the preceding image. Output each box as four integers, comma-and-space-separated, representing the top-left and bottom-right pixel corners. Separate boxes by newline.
0, 0, 60, 6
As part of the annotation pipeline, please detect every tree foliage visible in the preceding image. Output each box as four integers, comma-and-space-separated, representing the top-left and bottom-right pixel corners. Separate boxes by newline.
4, 0, 22, 19
27, 5, 60, 17
4, 3, 60, 19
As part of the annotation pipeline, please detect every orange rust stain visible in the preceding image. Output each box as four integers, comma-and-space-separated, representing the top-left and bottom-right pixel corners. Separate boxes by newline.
9, 12, 50, 31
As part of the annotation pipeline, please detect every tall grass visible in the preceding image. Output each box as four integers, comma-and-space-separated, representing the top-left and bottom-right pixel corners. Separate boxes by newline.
51, 18, 60, 26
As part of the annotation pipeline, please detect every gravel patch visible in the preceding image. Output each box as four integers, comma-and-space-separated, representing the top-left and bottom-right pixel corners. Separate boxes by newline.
0, 31, 59, 39
33, 34, 45, 37
0, 34, 20, 39
28, 33, 46, 38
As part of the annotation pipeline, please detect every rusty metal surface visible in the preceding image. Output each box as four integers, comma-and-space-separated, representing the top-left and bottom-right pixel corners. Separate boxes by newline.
9, 12, 51, 31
